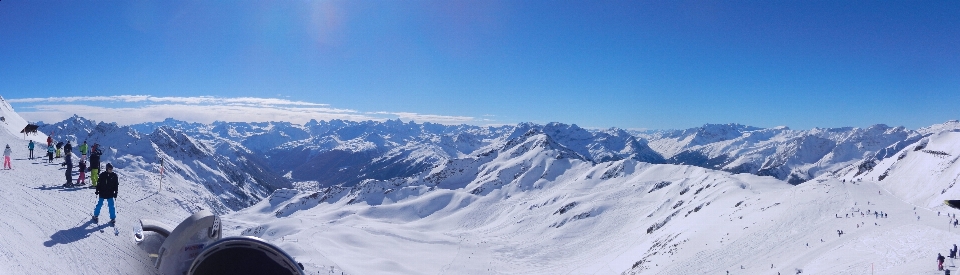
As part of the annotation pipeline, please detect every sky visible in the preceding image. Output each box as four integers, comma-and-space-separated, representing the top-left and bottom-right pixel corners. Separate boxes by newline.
0, 1, 958, 130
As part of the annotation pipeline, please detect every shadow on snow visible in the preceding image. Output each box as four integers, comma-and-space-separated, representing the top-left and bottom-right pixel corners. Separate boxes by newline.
43, 219, 110, 247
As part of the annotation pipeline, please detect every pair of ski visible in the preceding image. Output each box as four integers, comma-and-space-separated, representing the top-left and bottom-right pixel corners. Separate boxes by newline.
92, 217, 119, 236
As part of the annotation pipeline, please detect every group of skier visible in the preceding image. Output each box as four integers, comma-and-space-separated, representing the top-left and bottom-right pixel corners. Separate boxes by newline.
50, 138, 117, 224
13, 135, 119, 224
59, 140, 103, 188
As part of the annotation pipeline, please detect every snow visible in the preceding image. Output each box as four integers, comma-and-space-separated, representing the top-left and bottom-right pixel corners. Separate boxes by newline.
2, 100, 960, 274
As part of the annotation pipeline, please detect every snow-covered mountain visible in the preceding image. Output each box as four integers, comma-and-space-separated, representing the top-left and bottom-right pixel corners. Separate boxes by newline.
65, 115, 950, 190
638, 123, 926, 184
7, 98, 960, 274
37, 116, 291, 213
226, 118, 960, 274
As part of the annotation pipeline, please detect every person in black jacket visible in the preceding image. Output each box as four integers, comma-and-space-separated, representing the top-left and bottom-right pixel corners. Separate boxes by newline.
939, 253, 946, 271
63, 141, 72, 160
89, 144, 102, 187
92, 163, 118, 224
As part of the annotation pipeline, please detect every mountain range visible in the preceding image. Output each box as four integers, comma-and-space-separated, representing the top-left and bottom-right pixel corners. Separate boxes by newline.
4, 97, 960, 274
37, 116, 958, 197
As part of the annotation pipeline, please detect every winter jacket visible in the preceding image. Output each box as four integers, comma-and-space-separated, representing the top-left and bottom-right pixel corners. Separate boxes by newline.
95, 171, 118, 199
78, 161, 86, 172
47, 146, 55, 154
46, 137, 52, 146
56, 142, 63, 149
3, 147, 10, 157
79, 143, 88, 155
89, 148, 102, 170
28, 141, 34, 150
63, 143, 72, 155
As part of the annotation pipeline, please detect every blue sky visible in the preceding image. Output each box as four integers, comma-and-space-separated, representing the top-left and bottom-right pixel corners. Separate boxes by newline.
0, 1, 957, 130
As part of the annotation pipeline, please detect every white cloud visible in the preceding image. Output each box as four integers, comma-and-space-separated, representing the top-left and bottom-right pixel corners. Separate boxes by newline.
390, 112, 474, 124
10, 95, 329, 107
10, 95, 487, 126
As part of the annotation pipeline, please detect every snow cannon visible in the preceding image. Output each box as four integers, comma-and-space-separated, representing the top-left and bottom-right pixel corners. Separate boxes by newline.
136, 210, 304, 275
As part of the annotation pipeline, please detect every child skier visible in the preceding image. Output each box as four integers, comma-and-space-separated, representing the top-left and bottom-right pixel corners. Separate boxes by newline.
3, 144, 11, 169
46, 144, 54, 163
76, 159, 87, 186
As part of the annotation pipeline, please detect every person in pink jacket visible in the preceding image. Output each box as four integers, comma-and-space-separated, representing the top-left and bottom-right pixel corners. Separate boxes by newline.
3, 144, 11, 169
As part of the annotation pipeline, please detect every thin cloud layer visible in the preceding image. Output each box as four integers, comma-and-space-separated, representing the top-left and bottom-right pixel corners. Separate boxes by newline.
10, 96, 482, 126
9, 95, 329, 107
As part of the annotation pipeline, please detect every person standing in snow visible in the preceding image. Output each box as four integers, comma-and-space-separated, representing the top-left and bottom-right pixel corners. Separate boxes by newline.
27, 140, 34, 160
63, 141, 72, 160
92, 163, 118, 224
89, 144, 102, 187
3, 145, 11, 169
79, 140, 88, 162
46, 135, 52, 147
938, 253, 946, 270
76, 159, 86, 186
63, 155, 73, 187
55, 141, 63, 158
46, 143, 54, 163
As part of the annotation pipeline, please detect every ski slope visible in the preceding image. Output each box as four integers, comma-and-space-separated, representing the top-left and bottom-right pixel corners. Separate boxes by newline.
0, 103, 225, 274
223, 131, 960, 275
2, 95, 960, 274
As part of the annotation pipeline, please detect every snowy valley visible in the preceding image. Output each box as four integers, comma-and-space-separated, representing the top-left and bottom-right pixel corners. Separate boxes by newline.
2, 97, 960, 274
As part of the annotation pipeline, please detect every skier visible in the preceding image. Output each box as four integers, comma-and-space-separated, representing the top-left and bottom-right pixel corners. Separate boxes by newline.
46, 143, 54, 163
55, 141, 63, 158
46, 135, 52, 147
63, 141, 72, 161
27, 140, 34, 160
92, 163, 118, 224
76, 159, 86, 186
3, 144, 11, 169
938, 253, 945, 271
89, 144, 102, 187
62, 157, 73, 186
79, 140, 88, 162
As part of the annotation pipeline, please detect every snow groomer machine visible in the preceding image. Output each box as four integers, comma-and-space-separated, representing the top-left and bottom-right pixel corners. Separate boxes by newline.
135, 210, 305, 275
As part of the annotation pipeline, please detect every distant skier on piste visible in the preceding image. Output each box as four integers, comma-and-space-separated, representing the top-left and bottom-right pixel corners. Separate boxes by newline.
55, 141, 63, 158
3, 144, 11, 169
76, 159, 87, 186
938, 253, 945, 271
92, 163, 118, 224
46, 144, 54, 163
89, 143, 102, 187
79, 140, 88, 162
63, 141, 72, 160
27, 140, 34, 160
62, 143, 73, 187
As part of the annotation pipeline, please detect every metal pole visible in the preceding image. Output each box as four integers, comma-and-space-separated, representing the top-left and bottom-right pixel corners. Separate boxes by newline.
158, 158, 163, 193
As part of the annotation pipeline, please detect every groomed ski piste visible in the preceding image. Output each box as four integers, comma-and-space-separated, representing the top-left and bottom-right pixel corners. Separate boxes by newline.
1, 97, 959, 274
